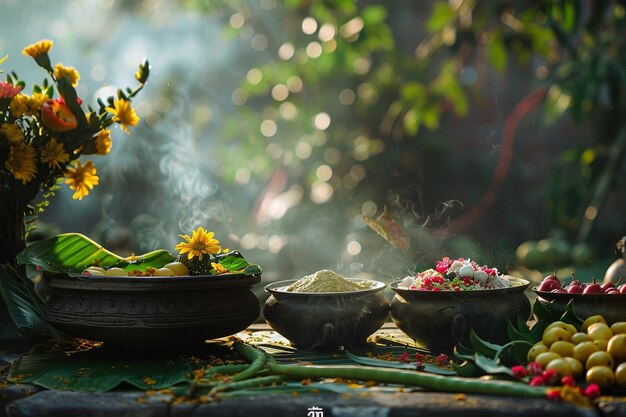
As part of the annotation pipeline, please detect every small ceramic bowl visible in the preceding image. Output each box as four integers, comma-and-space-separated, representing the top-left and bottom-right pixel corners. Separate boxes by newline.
43, 272, 262, 351
532, 288, 626, 324
263, 278, 389, 349
389, 277, 531, 353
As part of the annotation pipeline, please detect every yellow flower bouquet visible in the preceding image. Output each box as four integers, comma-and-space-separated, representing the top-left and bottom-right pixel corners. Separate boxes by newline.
0, 40, 149, 264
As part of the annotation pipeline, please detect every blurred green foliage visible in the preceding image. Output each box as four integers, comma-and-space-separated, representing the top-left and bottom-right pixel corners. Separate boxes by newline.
181, 0, 624, 248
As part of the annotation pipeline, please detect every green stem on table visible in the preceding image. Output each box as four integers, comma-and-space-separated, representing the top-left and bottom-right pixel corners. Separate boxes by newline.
187, 364, 251, 387
209, 375, 285, 395
231, 341, 272, 381
267, 363, 548, 399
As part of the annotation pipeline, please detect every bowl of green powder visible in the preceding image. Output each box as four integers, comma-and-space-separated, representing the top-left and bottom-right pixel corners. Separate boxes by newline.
263, 270, 389, 349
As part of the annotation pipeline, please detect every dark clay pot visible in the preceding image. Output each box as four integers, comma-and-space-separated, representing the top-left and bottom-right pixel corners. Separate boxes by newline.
43, 272, 261, 351
263, 279, 389, 350
390, 277, 530, 353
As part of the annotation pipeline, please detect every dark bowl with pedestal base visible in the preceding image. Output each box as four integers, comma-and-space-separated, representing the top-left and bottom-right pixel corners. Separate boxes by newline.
263, 278, 389, 350
43, 272, 261, 351
390, 277, 531, 353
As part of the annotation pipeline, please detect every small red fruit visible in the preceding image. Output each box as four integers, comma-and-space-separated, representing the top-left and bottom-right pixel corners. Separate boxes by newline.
539, 276, 562, 292
567, 284, 584, 294
583, 277, 603, 294
569, 273, 581, 287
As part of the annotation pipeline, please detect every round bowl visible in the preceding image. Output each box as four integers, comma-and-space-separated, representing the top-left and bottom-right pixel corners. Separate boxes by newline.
262, 278, 389, 349
532, 288, 626, 324
389, 277, 531, 353
43, 272, 261, 351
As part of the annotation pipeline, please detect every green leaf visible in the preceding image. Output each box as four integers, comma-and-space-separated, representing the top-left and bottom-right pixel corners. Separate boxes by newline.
468, 328, 501, 359
8, 348, 194, 391
560, 300, 583, 328
216, 252, 249, 271
426, 2, 456, 33
361, 5, 387, 25
216, 251, 262, 275
453, 345, 475, 362
242, 264, 262, 275
474, 354, 514, 377
489, 33, 507, 72
16, 233, 174, 274
345, 350, 456, 376
531, 298, 559, 322
506, 317, 535, 344
0, 264, 61, 344
495, 340, 533, 367
529, 320, 549, 342
453, 360, 484, 378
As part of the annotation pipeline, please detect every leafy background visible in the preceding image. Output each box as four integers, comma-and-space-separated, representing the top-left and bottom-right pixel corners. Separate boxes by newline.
1, 0, 624, 291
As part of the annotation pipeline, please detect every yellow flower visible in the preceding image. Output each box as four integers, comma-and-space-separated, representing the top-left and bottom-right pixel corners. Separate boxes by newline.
40, 138, 70, 170
9, 94, 28, 118
28, 92, 49, 115
64, 160, 99, 200
106, 98, 139, 134
5, 142, 37, 185
95, 129, 112, 155
54, 63, 80, 87
22, 39, 53, 58
211, 262, 228, 274
9, 93, 48, 118
175, 227, 222, 261
0, 123, 25, 144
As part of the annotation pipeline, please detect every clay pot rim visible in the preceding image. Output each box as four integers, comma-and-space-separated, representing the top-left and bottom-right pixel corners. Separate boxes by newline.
264, 278, 386, 297
389, 277, 530, 299
43, 272, 261, 292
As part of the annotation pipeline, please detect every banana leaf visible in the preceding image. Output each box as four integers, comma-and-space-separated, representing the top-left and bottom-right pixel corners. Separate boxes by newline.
0, 264, 61, 345
8, 348, 196, 392
16, 233, 174, 274
215, 251, 262, 275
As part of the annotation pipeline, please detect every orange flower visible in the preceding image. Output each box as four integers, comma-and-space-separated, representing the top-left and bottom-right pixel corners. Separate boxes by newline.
41, 98, 78, 132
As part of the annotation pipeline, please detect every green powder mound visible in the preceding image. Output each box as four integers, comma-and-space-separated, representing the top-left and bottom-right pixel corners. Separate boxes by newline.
286, 269, 373, 293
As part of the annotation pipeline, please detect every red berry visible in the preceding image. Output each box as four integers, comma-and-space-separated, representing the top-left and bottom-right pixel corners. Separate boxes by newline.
530, 376, 545, 386
546, 389, 561, 402
561, 376, 576, 386
511, 365, 527, 379
526, 362, 543, 376
397, 352, 411, 363
542, 369, 558, 385
436, 353, 449, 366
584, 384, 601, 399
